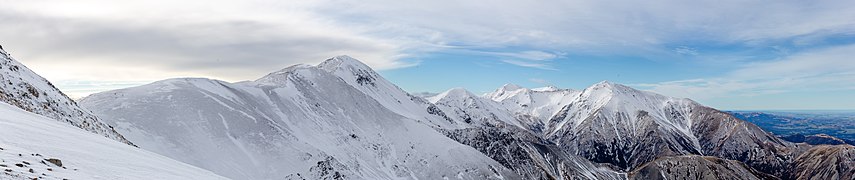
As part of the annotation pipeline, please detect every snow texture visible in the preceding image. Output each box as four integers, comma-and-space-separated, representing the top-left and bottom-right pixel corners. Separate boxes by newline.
81, 56, 518, 179
77, 55, 854, 179
0, 102, 227, 180
0, 48, 133, 146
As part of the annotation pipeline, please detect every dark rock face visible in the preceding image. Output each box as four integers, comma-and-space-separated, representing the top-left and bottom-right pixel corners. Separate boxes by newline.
536, 82, 825, 179
441, 124, 623, 180
789, 145, 855, 180
690, 106, 796, 178
628, 155, 777, 180
308, 156, 348, 180
45, 158, 62, 167
352, 69, 376, 87
551, 110, 701, 171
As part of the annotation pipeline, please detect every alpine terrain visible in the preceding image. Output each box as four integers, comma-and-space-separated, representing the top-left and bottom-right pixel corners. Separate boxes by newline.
77, 55, 855, 180
0, 45, 229, 179
0, 48, 846, 180
0, 47, 133, 145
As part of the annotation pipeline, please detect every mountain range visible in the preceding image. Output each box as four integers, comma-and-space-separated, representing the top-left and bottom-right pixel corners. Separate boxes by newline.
1, 45, 853, 179
730, 111, 855, 145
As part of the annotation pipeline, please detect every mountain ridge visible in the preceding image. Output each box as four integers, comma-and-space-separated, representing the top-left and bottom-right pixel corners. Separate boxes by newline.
0, 47, 134, 146
77, 55, 855, 179
80, 56, 522, 179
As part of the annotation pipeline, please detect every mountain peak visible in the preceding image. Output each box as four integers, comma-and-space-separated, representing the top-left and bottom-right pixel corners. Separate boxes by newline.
586, 80, 636, 93
317, 55, 373, 73
593, 80, 616, 87
499, 83, 524, 91
428, 87, 475, 103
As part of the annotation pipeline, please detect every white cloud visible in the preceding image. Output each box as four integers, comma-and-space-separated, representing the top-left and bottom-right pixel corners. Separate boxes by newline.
673, 46, 698, 56
639, 44, 855, 101
491, 51, 560, 61
2, 0, 855, 98
0, 0, 412, 84
319, 0, 855, 51
502, 60, 556, 70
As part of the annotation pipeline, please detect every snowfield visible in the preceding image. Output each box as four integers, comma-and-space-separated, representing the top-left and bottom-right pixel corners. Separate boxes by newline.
0, 102, 227, 180
80, 56, 519, 179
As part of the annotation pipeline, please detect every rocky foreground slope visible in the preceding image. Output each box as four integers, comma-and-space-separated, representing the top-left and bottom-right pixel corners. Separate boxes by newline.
0, 45, 227, 179
0, 47, 133, 146
0, 102, 227, 180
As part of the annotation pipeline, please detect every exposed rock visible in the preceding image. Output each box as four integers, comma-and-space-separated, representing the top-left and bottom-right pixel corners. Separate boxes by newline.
45, 159, 61, 167
0, 45, 134, 146
789, 145, 855, 180
441, 124, 623, 180
691, 106, 796, 177
628, 155, 777, 180
542, 82, 799, 177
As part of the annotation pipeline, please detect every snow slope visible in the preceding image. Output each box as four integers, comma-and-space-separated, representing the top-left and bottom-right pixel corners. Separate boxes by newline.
0, 102, 227, 180
0, 47, 133, 145
428, 87, 624, 179
428, 88, 523, 128
80, 57, 518, 179
484, 84, 579, 134
317, 56, 459, 129
77, 54, 851, 179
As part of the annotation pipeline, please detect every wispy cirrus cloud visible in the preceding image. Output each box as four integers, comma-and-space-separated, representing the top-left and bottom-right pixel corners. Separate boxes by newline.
673, 46, 699, 56
502, 60, 557, 70
637, 44, 855, 108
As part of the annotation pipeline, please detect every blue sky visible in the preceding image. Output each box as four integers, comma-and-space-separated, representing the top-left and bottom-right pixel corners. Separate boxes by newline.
1, 0, 854, 110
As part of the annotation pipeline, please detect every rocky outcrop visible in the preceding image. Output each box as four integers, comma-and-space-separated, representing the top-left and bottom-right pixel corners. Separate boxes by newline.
789, 145, 855, 180
0, 46, 133, 146
628, 155, 777, 180
540, 82, 794, 178
441, 124, 623, 180
690, 106, 796, 177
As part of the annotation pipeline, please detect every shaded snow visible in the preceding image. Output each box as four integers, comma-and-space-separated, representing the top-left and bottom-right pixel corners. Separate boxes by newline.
0, 102, 227, 180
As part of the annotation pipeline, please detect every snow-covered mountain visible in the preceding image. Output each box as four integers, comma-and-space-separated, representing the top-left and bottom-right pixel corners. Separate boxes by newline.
0, 102, 227, 180
428, 88, 523, 128
0, 45, 224, 179
0, 48, 133, 145
484, 81, 855, 179
497, 81, 797, 177
429, 87, 622, 179
77, 55, 855, 179
484, 84, 578, 134
479, 81, 855, 179
80, 56, 518, 179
